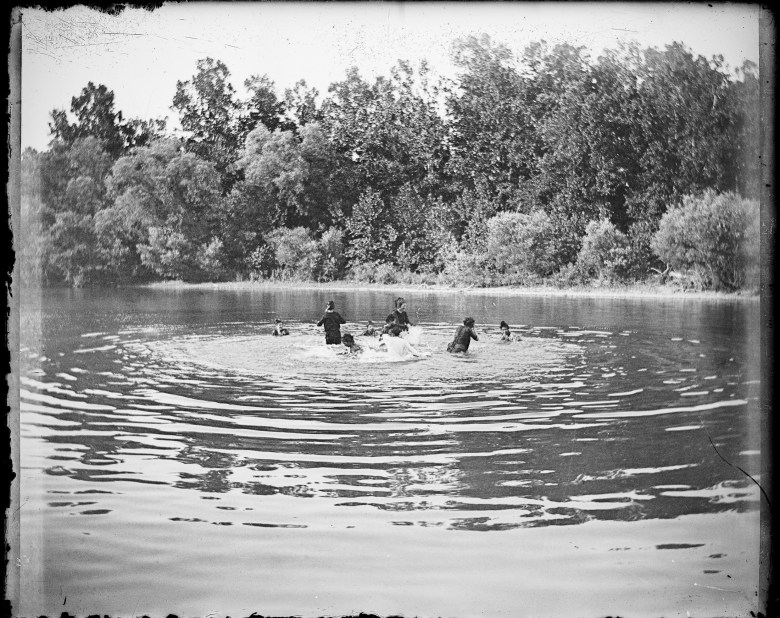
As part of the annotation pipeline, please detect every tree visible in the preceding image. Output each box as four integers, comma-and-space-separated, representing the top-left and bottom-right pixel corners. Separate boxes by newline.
242, 74, 291, 134
446, 35, 537, 207
36, 137, 117, 285
284, 80, 321, 129
236, 125, 307, 228
320, 62, 448, 205
388, 184, 452, 272
106, 139, 225, 281
49, 82, 162, 158
234, 121, 341, 230
633, 43, 736, 203
172, 58, 243, 191
534, 44, 645, 231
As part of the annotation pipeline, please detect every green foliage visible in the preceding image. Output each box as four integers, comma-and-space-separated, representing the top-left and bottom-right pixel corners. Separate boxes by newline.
49, 82, 162, 158
485, 210, 560, 283
624, 218, 662, 280
263, 226, 345, 281
34, 40, 760, 291
246, 245, 275, 280
446, 35, 537, 206
388, 185, 453, 272
575, 218, 631, 283
345, 189, 397, 266
172, 58, 244, 191
235, 122, 339, 230
314, 227, 347, 281
284, 80, 321, 128
264, 227, 318, 280
34, 137, 119, 284
107, 139, 225, 281
439, 245, 494, 287
242, 74, 290, 134
47, 211, 101, 286
651, 190, 760, 290
320, 62, 448, 202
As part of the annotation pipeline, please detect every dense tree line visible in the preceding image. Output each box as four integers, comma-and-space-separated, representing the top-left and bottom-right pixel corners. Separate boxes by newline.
19, 36, 760, 290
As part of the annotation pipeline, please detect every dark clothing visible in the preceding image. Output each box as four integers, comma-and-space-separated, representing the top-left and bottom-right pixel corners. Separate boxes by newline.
317, 310, 346, 345
393, 309, 412, 328
447, 325, 478, 353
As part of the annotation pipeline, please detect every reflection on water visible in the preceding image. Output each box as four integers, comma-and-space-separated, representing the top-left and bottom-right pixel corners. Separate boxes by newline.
17, 287, 763, 616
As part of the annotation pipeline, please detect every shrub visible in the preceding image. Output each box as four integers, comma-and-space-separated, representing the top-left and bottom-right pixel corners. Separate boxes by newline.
651, 190, 759, 290
440, 245, 494, 287
139, 226, 186, 280
196, 237, 228, 281
550, 262, 583, 287
140, 227, 227, 283
484, 210, 559, 282
575, 218, 631, 283
346, 261, 398, 284
264, 227, 318, 280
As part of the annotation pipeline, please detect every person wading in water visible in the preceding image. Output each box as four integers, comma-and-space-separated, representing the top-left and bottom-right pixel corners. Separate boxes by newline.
317, 300, 346, 345
447, 317, 479, 353
391, 297, 413, 331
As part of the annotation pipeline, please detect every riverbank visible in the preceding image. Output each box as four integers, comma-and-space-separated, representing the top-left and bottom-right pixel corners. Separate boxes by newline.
139, 279, 761, 301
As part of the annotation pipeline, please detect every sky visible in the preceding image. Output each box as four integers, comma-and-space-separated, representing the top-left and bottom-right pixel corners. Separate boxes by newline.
18, 2, 762, 152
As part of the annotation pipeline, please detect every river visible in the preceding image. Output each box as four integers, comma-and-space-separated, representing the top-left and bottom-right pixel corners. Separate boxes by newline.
13, 286, 765, 617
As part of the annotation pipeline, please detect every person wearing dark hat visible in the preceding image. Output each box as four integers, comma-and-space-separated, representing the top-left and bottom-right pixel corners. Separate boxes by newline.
447, 317, 479, 353
272, 318, 289, 336
317, 300, 346, 345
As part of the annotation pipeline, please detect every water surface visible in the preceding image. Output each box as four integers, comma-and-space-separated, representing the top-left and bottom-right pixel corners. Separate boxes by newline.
16, 287, 764, 617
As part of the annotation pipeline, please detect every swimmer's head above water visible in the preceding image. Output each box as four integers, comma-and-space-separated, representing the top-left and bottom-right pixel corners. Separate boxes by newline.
395, 297, 407, 310
341, 333, 361, 354
326, 300, 335, 311
464, 317, 476, 328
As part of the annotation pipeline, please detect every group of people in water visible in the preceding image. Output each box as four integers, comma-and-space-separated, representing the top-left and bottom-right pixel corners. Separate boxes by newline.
273, 296, 520, 359
315, 297, 423, 358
